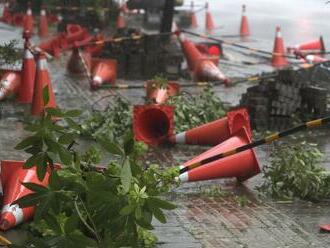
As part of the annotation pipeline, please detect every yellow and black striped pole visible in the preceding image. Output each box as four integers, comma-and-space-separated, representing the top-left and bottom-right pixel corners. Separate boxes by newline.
179, 116, 330, 174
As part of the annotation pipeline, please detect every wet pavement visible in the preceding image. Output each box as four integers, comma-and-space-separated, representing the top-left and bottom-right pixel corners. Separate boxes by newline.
0, 1, 330, 247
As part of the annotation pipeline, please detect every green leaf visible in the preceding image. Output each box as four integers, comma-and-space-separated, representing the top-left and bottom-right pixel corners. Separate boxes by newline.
64, 214, 79, 234
24, 152, 45, 169
49, 171, 61, 190
59, 148, 73, 165
13, 192, 47, 208
153, 207, 166, 224
22, 182, 48, 193
64, 110, 82, 118
46, 108, 64, 117
120, 159, 132, 193
98, 138, 124, 156
37, 163, 47, 181
15, 136, 41, 150
44, 213, 62, 235
43, 85, 50, 105
64, 118, 81, 131
149, 197, 176, 210
58, 133, 76, 145
120, 205, 134, 216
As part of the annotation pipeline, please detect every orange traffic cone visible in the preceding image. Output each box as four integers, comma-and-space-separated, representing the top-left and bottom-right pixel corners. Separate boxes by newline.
177, 127, 260, 183
0, 160, 51, 231
288, 36, 325, 54
190, 1, 198, 28
116, 10, 126, 29
17, 31, 36, 104
320, 224, 330, 232
170, 108, 251, 146
65, 24, 88, 44
90, 58, 117, 90
38, 5, 48, 38
205, 2, 215, 34
240, 5, 250, 38
146, 81, 180, 104
133, 105, 174, 145
1, 2, 11, 23
194, 59, 229, 83
67, 47, 92, 74
23, 2, 34, 33
271, 26, 288, 68
31, 52, 56, 116
178, 33, 204, 71
0, 71, 21, 101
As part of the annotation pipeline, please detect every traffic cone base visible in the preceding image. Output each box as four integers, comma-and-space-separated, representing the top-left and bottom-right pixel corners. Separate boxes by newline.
133, 105, 174, 145
0, 160, 51, 230
179, 127, 260, 183
170, 108, 251, 146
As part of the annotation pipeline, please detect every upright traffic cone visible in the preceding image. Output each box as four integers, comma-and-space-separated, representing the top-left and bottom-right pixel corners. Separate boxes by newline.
116, 9, 126, 29
17, 31, 36, 104
240, 5, 250, 38
205, 2, 215, 34
271, 26, 288, 68
90, 58, 117, 90
177, 127, 260, 183
23, 2, 34, 33
0, 71, 21, 101
146, 81, 180, 104
67, 47, 92, 74
190, 1, 198, 28
1, 2, 11, 23
38, 5, 48, 38
0, 160, 51, 231
133, 105, 174, 145
287, 36, 325, 54
31, 52, 56, 116
170, 108, 251, 146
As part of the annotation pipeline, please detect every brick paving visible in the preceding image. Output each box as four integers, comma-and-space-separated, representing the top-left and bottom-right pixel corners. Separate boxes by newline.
0, 24, 330, 247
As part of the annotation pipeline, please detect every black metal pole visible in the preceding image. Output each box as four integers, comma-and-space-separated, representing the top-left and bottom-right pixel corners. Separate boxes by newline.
160, 0, 175, 33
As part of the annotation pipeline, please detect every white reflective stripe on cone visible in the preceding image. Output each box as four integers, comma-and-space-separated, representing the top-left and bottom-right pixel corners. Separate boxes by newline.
178, 172, 189, 182
24, 49, 34, 59
41, 10, 46, 16
175, 132, 186, 144
1, 80, 10, 89
93, 76, 103, 85
37, 59, 48, 70
1, 204, 24, 225
27, 9, 32, 15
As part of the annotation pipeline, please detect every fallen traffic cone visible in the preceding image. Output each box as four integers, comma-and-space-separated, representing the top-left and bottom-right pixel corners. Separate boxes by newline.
66, 24, 88, 44
38, 5, 48, 38
177, 127, 260, 183
240, 5, 250, 38
190, 1, 198, 28
0, 160, 51, 231
146, 80, 180, 104
194, 59, 229, 83
288, 36, 325, 54
67, 47, 92, 74
320, 224, 330, 232
304, 54, 328, 64
170, 108, 251, 146
17, 31, 36, 104
133, 105, 174, 145
116, 9, 126, 29
205, 2, 215, 34
31, 52, 57, 116
178, 33, 204, 71
90, 58, 117, 90
0, 71, 21, 101
271, 26, 288, 68
23, 2, 34, 33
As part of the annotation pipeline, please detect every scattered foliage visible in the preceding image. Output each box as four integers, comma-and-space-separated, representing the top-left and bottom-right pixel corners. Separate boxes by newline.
12, 87, 179, 247
0, 40, 20, 67
258, 142, 330, 201
168, 86, 228, 133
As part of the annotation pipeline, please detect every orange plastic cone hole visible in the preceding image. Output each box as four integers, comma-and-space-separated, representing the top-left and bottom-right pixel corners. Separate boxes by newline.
208, 45, 221, 56
133, 105, 174, 145
0, 160, 51, 231
179, 127, 260, 183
